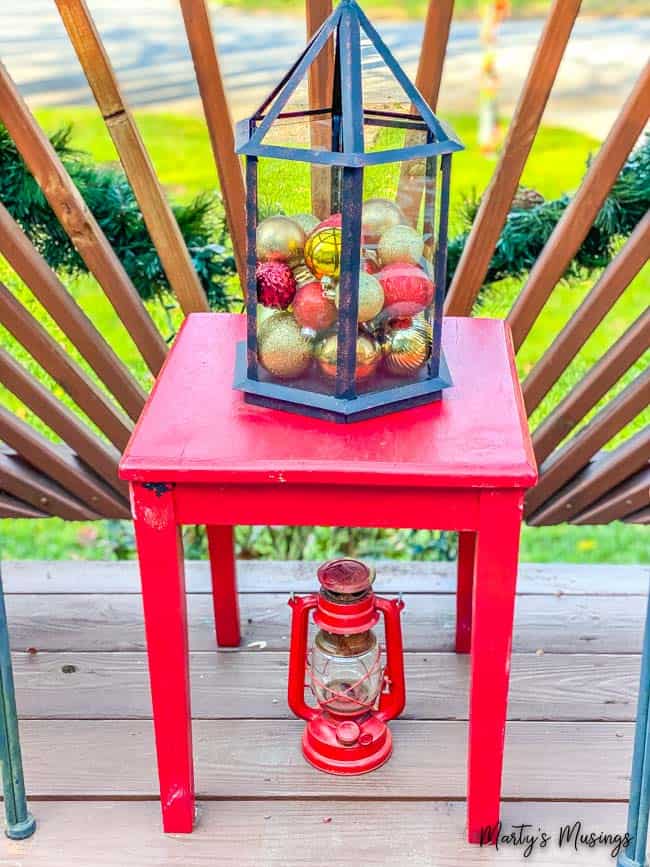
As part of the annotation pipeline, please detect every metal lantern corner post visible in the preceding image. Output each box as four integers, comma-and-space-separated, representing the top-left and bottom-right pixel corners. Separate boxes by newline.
287, 559, 406, 775
234, 0, 464, 422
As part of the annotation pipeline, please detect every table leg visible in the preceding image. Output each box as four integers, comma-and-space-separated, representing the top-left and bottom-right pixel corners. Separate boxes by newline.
456, 531, 476, 654
467, 491, 523, 845
206, 525, 241, 647
131, 483, 194, 833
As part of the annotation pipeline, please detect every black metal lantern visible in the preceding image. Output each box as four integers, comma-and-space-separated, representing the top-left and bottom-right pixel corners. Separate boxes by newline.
234, 0, 464, 422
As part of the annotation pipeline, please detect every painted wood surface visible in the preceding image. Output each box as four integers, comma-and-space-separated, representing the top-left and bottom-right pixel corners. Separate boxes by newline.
119, 315, 536, 487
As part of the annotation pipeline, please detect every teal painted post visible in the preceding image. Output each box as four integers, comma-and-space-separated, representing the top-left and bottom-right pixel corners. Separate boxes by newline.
0, 569, 35, 840
619, 582, 650, 867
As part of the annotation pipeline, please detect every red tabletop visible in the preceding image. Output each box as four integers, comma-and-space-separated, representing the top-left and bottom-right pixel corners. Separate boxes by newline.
119, 314, 536, 489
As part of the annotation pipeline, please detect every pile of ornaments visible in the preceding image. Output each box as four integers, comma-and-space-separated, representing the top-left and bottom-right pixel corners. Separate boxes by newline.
255, 198, 434, 384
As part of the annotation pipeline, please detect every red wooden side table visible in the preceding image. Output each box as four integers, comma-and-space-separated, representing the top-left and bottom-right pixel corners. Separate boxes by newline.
119, 313, 536, 842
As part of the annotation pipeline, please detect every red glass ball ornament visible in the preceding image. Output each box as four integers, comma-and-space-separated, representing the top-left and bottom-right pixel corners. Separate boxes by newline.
378, 263, 434, 318
256, 261, 297, 309
293, 281, 338, 331
315, 213, 342, 231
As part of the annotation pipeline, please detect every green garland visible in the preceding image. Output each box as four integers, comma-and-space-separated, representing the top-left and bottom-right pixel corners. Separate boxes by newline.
1, 124, 648, 312
447, 134, 650, 287
0, 125, 235, 310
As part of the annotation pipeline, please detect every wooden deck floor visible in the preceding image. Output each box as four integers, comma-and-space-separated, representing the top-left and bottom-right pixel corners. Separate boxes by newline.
1, 559, 648, 865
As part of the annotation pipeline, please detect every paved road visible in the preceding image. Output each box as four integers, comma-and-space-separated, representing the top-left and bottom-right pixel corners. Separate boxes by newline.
2, 1, 648, 137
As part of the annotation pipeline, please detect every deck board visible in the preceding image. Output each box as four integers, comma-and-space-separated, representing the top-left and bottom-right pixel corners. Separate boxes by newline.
3, 559, 647, 595
12, 651, 640, 720
6, 591, 646, 653
0, 801, 630, 866
17, 719, 633, 800
1, 558, 646, 864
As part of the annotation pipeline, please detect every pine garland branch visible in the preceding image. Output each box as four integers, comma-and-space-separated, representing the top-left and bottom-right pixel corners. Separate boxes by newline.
0, 124, 236, 310
447, 133, 650, 290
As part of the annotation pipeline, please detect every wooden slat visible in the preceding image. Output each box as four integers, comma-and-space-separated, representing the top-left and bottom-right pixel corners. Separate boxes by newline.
0, 202, 145, 421
2, 559, 646, 595
573, 467, 650, 525
523, 213, 650, 414
55, 0, 208, 316
0, 800, 628, 867
5, 591, 647, 654
0, 348, 128, 497
0, 408, 127, 518
0, 491, 48, 519
306, 0, 333, 220
11, 650, 640, 721
0, 450, 99, 520
508, 61, 650, 351
525, 369, 650, 515
532, 309, 650, 464
0, 62, 167, 375
179, 0, 247, 288
529, 430, 650, 525
625, 506, 650, 524
16, 718, 634, 800
0, 283, 133, 451
396, 0, 454, 224
444, 0, 582, 315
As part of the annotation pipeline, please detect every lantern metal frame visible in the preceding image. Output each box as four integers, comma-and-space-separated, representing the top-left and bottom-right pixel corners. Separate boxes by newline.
234, 0, 464, 422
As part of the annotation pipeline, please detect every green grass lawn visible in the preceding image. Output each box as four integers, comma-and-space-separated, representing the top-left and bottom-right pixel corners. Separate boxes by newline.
216, 0, 650, 20
0, 107, 647, 563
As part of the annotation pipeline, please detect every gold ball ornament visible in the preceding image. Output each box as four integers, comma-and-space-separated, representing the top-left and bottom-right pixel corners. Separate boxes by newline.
378, 225, 425, 267
256, 304, 278, 329
257, 312, 312, 380
323, 272, 384, 323
362, 199, 406, 244
256, 216, 305, 264
315, 332, 382, 382
291, 213, 320, 235
304, 226, 343, 279
383, 316, 432, 377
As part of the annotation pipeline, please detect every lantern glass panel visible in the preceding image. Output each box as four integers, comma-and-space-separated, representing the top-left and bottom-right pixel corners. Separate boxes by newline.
311, 628, 382, 715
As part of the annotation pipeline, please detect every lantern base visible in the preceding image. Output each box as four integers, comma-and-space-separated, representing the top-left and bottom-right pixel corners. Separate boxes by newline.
234, 340, 452, 423
302, 713, 392, 775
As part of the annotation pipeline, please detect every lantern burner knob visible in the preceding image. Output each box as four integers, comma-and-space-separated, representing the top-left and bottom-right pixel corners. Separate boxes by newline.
317, 559, 375, 596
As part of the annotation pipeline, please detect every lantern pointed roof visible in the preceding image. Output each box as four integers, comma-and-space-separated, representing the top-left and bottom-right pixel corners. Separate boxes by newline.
235, 0, 463, 167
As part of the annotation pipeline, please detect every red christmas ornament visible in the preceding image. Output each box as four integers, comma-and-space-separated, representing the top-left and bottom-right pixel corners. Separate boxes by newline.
256, 261, 297, 309
378, 263, 434, 318
315, 213, 342, 231
293, 281, 338, 331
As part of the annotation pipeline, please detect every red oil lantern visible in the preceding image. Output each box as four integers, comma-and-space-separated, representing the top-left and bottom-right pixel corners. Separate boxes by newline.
287, 559, 406, 775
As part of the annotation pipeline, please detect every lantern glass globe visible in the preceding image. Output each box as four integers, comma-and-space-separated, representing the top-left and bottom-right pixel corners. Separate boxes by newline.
311, 629, 382, 715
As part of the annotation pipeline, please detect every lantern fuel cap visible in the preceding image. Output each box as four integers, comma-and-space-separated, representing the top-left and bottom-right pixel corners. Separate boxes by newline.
317, 559, 375, 595
335, 721, 361, 745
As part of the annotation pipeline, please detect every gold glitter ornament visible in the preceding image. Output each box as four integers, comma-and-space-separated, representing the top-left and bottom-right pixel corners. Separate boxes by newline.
291, 213, 320, 234
383, 316, 432, 377
257, 312, 312, 379
315, 332, 381, 381
256, 216, 305, 264
362, 199, 405, 244
323, 272, 384, 323
377, 225, 425, 266
256, 304, 278, 329
304, 226, 343, 279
